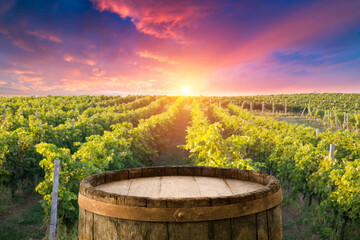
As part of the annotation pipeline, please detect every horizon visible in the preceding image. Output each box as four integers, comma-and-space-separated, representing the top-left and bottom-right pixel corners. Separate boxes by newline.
0, 0, 360, 96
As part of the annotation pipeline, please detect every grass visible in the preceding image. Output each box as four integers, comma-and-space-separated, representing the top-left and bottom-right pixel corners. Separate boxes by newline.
154, 103, 192, 166
0, 186, 46, 240
281, 188, 360, 240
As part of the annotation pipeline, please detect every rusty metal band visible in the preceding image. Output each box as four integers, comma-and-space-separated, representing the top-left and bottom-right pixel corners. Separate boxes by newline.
78, 189, 282, 222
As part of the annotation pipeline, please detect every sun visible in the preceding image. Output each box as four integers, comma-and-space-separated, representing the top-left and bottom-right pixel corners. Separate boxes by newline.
181, 86, 191, 96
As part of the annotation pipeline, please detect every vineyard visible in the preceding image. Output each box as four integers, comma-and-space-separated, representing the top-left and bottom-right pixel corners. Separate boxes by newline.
1, 93, 360, 239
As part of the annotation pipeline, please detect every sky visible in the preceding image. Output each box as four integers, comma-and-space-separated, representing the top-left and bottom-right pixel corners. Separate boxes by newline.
0, 0, 359, 96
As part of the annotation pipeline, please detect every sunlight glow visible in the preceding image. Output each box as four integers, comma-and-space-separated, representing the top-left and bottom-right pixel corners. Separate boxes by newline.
181, 86, 191, 96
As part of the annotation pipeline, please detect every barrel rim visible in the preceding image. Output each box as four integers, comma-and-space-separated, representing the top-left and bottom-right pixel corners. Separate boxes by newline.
79, 166, 281, 208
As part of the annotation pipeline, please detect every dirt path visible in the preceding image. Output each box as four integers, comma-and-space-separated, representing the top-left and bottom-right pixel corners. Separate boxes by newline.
276, 116, 327, 132
154, 103, 192, 165
0, 192, 45, 240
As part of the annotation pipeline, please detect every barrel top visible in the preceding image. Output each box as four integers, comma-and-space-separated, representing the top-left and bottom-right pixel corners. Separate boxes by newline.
79, 166, 282, 222
95, 176, 264, 199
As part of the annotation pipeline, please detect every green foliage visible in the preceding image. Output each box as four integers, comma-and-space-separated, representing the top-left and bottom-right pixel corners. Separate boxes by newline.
183, 101, 259, 170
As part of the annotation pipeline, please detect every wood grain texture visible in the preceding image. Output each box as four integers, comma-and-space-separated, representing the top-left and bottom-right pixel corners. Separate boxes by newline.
195, 176, 233, 197
128, 177, 161, 198
95, 176, 264, 198
211, 219, 231, 240
168, 222, 210, 240
256, 211, 269, 240
159, 176, 201, 198
231, 214, 257, 240
79, 166, 283, 240
268, 205, 283, 240
225, 178, 264, 195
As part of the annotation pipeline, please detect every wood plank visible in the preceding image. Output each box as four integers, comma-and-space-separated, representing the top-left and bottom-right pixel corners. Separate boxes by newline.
267, 205, 282, 240
231, 214, 256, 240
127, 177, 161, 198
94, 179, 131, 195
94, 214, 168, 240
257, 211, 269, 240
225, 178, 264, 195
84, 209, 94, 240
211, 219, 231, 240
168, 222, 210, 240
78, 208, 85, 240
194, 176, 233, 197
160, 176, 200, 198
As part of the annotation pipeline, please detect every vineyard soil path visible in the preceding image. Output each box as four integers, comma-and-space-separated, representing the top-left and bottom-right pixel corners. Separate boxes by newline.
154, 102, 192, 165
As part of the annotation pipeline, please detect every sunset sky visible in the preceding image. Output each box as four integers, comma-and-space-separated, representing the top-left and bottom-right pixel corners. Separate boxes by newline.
0, 0, 359, 96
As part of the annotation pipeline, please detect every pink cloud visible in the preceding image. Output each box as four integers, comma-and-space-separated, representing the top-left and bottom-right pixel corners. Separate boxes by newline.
223, 1, 360, 66
26, 30, 62, 43
91, 0, 220, 41
63, 55, 96, 66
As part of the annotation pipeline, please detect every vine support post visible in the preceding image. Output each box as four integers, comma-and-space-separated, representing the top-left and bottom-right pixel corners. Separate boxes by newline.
316, 129, 319, 138
300, 106, 306, 117
335, 113, 338, 129
262, 101, 264, 114
285, 100, 287, 114
49, 159, 60, 240
329, 144, 335, 160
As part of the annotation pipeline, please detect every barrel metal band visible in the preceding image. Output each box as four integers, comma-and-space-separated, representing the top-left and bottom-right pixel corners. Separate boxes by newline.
78, 189, 282, 222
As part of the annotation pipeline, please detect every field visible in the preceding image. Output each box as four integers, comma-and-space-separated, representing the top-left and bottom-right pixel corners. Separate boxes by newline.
1, 93, 360, 239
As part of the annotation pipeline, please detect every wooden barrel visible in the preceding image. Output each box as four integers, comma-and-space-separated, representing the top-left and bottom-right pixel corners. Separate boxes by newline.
78, 166, 283, 240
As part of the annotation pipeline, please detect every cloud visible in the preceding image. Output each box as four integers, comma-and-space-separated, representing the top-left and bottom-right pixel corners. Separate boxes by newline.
26, 30, 62, 43
63, 55, 96, 66
137, 50, 178, 64
91, 0, 220, 41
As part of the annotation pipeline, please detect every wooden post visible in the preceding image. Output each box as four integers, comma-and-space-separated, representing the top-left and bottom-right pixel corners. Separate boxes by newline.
335, 113, 337, 129
300, 107, 306, 117
49, 159, 60, 240
242, 101, 245, 109
156, 95, 158, 101
285, 100, 287, 114
293, 134, 295, 141
71, 120, 74, 128
136, 95, 138, 101
210, 99, 212, 106
250, 102, 253, 112
75, 108, 77, 113
57, 109, 59, 113
272, 102, 275, 114
346, 113, 349, 128
262, 101, 264, 114
39, 121, 42, 130
36, 110, 38, 119
316, 129, 319, 138
219, 100, 221, 107
343, 113, 346, 130
329, 144, 335, 160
